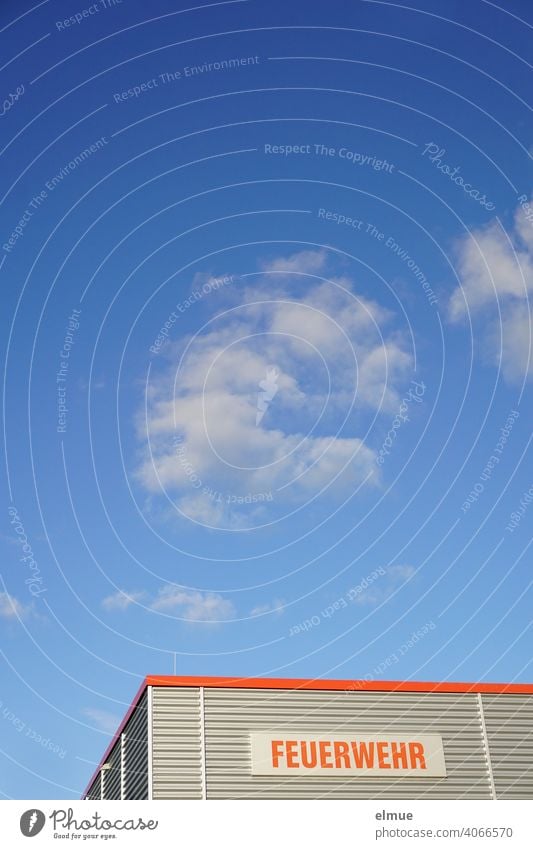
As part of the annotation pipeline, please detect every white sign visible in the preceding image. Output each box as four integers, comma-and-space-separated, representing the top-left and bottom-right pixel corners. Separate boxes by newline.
250, 733, 446, 777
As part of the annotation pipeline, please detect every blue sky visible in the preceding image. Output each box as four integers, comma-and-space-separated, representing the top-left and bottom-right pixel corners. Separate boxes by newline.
0, 0, 532, 799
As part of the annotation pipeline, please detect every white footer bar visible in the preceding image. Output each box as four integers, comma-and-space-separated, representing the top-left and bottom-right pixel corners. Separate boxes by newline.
3, 799, 531, 848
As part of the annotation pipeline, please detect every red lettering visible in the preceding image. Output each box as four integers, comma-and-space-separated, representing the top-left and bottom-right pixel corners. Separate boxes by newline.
351, 741, 375, 768
391, 741, 408, 769
376, 741, 391, 768
319, 741, 333, 768
333, 741, 350, 768
409, 742, 426, 769
271, 740, 284, 768
300, 740, 318, 768
286, 740, 299, 768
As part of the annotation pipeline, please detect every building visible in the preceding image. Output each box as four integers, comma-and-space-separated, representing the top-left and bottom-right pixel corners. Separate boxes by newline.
83, 675, 533, 800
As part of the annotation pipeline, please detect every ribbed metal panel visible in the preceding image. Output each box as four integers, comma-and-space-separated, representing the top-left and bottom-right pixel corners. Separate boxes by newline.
123, 689, 149, 800
203, 688, 490, 799
151, 685, 203, 799
482, 694, 533, 800
104, 738, 122, 800
86, 772, 101, 800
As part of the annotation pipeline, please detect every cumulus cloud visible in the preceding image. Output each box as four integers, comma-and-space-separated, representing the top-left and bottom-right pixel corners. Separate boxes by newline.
0, 592, 29, 620
150, 587, 235, 622
353, 564, 416, 606
135, 251, 413, 526
101, 586, 235, 622
449, 200, 533, 381
249, 598, 286, 617
82, 708, 121, 734
260, 249, 328, 275
101, 590, 145, 611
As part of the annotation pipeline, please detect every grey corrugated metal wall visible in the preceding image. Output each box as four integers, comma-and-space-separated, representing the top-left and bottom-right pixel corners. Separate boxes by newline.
86, 772, 101, 800
482, 694, 533, 800
202, 688, 491, 800
103, 736, 121, 800
89, 684, 533, 800
151, 685, 203, 799
85, 689, 148, 800
123, 689, 149, 799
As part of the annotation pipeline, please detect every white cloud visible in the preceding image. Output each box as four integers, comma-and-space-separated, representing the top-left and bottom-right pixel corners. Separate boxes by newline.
449, 201, 533, 381
353, 565, 416, 606
150, 587, 235, 622
135, 251, 413, 526
82, 708, 121, 734
0, 592, 28, 620
101, 590, 145, 611
250, 598, 286, 617
387, 564, 417, 581
260, 249, 327, 275
514, 202, 533, 253
100, 586, 235, 622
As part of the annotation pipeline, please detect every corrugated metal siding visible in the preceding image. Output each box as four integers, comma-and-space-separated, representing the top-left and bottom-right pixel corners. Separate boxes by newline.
482, 694, 533, 800
203, 688, 491, 799
152, 685, 203, 799
123, 689, 149, 800
104, 738, 122, 800
86, 772, 101, 800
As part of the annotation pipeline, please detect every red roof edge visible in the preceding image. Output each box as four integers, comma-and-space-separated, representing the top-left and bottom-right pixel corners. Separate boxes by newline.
82, 675, 533, 798
145, 675, 533, 695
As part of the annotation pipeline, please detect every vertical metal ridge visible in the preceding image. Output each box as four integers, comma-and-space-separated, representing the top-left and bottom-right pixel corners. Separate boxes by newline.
481, 693, 533, 799
151, 686, 202, 798
123, 689, 148, 799
200, 686, 207, 800
120, 733, 125, 801
147, 685, 153, 801
478, 693, 497, 800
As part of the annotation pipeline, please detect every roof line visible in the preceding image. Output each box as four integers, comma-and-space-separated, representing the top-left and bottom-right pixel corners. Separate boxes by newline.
82, 674, 533, 797
145, 675, 533, 694
82, 677, 147, 799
